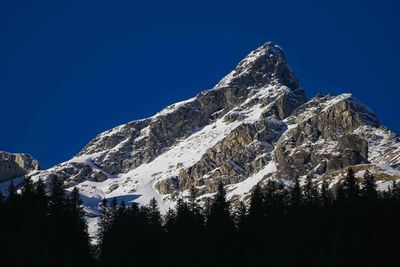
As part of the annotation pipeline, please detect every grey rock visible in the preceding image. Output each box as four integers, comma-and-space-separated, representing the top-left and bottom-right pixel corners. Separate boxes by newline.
274, 95, 377, 179
0, 151, 41, 182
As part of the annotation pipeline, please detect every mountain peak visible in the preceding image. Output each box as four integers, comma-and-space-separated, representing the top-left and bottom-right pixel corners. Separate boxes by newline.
215, 42, 299, 90
12, 42, 400, 240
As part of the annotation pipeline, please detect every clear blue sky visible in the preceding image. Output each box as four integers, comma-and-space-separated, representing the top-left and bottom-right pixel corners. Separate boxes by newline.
1, 0, 399, 168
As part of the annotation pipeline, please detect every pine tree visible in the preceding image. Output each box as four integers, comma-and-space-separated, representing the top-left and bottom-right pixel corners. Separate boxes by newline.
263, 180, 281, 217
148, 198, 163, 228
335, 181, 346, 203
98, 198, 110, 242
234, 201, 247, 228
21, 177, 34, 196
47, 176, 68, 265
303, 175, 319, 206
48, 176, 66, 212
343, 168, 359, 200
175, 197, 189, 218
361, 170, 377, 201
109, 197, 118, 222
248, 184, 264, 220
164, 208, 176, 231
35, 178, 48, 212
147, 198, 163, 264
291, 176, 302, 208
35, 178, 46, 194
320, 179, 333, 208
234, 200, 248, 267
167, 197, 202, 267
205, 182, 235, 266
188, 186, 200, 213
120, 200, 126, 211
67, 187, 92, 265
203, 196, 212, 217
68, 187, 86, 222
212, 182, 230, 213
392, 181, 400, 203
244, 184, 266, 266
116, 200, 126, 219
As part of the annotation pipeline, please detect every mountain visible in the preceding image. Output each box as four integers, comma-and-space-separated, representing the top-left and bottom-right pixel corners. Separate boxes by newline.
0, 151, 41, 182
7, 42, 400, 226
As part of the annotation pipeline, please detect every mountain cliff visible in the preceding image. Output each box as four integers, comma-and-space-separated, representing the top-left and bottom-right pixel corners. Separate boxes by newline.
0, 151, 41, 182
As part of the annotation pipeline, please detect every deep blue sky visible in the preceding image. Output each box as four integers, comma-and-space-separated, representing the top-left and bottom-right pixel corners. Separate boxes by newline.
1, 0, 399, 168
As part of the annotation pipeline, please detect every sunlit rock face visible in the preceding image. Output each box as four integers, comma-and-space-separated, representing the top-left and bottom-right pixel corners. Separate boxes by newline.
0, 151, 41, 182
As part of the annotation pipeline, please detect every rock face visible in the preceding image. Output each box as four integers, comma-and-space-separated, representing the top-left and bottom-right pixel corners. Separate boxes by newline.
0, 151, 41, 182
26, 42, 400, 213
274, 94, 378, 179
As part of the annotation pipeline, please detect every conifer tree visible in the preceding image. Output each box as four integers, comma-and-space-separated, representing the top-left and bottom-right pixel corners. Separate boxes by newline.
205, 182, 235, 266
165, 198, 191, 266
320, 179, 333, 208
98, 198, 110, 242
21, 177, 34, 197
164, 208, 176, 231
48, 176, 66, 212
109, 197, 118, 222
188, 186, 200, 213
248, 183, 264, 221
67, 187, 92, 265
335, 181, 346, 203
361, 170, 377, 201
291, 176, 302, 208
234, 201, 247, 228
35, 178, 46, 194
34, 178, 48, 215
303, 175, 319, 206
147, 198, 163, 265
68, 187, 89, 238
211, 182, 230, 212
343, 168, 359, 200
245, 183, 267, 265
118, 200, 126, 214
391, 181, 400, 203
148, 197, 163, 229
264, 180, 278, 213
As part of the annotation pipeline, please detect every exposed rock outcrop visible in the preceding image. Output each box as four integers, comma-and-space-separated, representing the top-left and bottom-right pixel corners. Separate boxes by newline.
0, 151, 41, 182
274, 94, 378, 179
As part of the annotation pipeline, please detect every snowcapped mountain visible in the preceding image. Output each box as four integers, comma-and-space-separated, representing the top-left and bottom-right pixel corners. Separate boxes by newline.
5, 42, 400, 227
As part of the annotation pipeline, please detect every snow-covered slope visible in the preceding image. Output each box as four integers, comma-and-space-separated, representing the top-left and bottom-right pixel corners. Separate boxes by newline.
6, 42, 399, 236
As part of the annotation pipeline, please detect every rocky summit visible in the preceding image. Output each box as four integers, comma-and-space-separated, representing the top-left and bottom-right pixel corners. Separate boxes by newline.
9, 42, 399, 220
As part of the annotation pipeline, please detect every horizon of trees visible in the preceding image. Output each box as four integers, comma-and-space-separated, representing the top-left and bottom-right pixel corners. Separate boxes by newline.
1, 168, 400, 266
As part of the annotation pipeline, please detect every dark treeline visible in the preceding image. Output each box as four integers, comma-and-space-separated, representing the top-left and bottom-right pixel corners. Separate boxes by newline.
0, 177, 92, 267
1, 168, 400, 267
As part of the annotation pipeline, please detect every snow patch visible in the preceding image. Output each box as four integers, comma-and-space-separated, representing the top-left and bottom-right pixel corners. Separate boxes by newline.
227, 161, 277, 200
